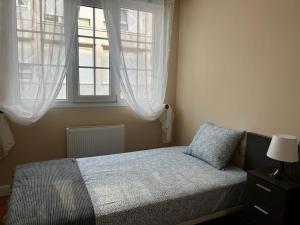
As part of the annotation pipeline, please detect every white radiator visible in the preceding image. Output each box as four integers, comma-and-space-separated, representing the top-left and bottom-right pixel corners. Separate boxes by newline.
66, 125, 125, 158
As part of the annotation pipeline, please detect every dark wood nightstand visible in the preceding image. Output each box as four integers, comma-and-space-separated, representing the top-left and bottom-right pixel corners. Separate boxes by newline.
242, 169, 300, 225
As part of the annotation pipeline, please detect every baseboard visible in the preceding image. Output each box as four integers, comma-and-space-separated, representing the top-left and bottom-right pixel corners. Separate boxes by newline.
0, 185, 10, 197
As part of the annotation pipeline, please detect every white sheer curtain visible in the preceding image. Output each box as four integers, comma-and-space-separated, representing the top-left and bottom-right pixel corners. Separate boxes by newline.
103, 0, 175, 121
0, 0, 79, 158
0, 0, 80, 125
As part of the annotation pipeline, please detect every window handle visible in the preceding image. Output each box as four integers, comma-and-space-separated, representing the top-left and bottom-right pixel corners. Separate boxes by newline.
254, 205, 269, 215
256, 183, 271, 192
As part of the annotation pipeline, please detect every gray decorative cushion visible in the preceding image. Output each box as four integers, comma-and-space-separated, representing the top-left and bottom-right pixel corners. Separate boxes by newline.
185, 123, 243, 169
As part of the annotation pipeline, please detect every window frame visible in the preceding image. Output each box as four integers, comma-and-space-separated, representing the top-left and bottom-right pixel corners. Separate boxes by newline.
56, 0, 120, 105
74, 0, 118, 103
55, 0, 160, 106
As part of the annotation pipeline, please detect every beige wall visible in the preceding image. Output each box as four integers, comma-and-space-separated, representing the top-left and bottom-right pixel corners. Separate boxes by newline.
175, 0, 300, 145
0, 1, 179, 186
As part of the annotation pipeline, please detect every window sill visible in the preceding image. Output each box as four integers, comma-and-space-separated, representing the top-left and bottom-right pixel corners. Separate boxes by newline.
54, 100, 128, 108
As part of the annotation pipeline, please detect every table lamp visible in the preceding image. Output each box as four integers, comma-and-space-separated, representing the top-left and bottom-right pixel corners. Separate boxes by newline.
266, 134, 299, 180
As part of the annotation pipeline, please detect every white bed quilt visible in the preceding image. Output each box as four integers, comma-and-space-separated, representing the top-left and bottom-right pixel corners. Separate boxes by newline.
78, 146, 247, 225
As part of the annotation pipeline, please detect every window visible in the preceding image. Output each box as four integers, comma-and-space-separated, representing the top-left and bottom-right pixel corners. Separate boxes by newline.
120, 8, 153, 99
17, 0, 29, 7
78, 18, 91, 27
77, 6, 110, 97
121, 9, 129, 31
16, 0, 66, 100
57, 3, 117, 104
44, 14, 61, 23
56, 1, 156, 105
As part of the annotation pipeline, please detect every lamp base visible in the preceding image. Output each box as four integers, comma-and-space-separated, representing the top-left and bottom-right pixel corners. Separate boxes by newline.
269, 161, 291, 181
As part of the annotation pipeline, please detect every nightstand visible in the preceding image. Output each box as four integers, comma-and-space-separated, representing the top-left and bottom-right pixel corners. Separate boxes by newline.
242, 169, 300, 225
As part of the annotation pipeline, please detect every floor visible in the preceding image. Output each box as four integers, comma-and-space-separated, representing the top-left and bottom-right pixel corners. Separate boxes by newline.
0, 196, 245, 225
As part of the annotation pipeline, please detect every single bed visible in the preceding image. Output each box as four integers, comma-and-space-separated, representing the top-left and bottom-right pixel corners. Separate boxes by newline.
5, 132, 270, 225
78, 146, 246, 225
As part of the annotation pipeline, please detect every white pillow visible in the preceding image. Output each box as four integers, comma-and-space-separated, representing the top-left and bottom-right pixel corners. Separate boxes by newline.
185, 123, 243, 169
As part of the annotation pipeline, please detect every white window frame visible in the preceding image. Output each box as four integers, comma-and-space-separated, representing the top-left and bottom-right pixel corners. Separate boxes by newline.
55, 0, 160, 107
56, 0, 122, 106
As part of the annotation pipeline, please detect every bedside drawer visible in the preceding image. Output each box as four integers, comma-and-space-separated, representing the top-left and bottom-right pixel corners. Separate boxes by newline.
245, 174, 285, 210
244, 201, 282, 225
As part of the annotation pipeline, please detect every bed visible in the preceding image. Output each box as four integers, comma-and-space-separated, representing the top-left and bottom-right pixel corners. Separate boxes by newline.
78, 147, 246, 225
5, 132, 270, 225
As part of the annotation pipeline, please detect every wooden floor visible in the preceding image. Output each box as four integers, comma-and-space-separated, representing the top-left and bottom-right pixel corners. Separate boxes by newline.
0, 197, 8, 225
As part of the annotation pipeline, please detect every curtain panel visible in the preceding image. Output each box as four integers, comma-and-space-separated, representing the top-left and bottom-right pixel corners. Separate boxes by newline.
0, 0, 80, 125
0, 0, 80, 158
103, 0, 175, 142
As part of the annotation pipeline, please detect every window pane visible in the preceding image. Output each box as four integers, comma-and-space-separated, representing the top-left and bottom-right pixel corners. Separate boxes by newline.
122, 41, 137, 69
18, 65, 40, 100
138, 44, 147, 70
146, 47, 152, 70
17, 32, 34, 63
19, 64, 33, 80
139, 11, 152, 42
78, 18, 90, 27
95, 39, 109, 68
78, 6, 94, 37
121, 9, 137, 41
75, 6, 112, 100
121, 9, 129, 31
78, 37, 93, 67
17, 0, 29, 6
57, 76, 67, 100
127, 69, 137, 95
17, 0, 35, 31
96, 69, 109, 96
95, 8, 108, 38
137, 70, 151, 99
79, 68, 94, 95
44, 40, 65, 66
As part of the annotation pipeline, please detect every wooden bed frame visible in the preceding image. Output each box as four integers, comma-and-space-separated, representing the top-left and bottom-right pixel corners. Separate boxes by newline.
180, 132, 277, 225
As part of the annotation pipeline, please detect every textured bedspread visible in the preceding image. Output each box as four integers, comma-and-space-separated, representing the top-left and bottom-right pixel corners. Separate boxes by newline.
78, 146, 247, 225
5, 158, 95, 225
